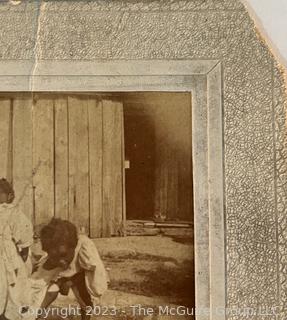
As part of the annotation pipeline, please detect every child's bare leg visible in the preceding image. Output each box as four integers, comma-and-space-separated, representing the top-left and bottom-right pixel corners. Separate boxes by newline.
71, 286, 91, 320
37, 283, 60, 319
40, 291, 58, 309
71, 272, 93, 320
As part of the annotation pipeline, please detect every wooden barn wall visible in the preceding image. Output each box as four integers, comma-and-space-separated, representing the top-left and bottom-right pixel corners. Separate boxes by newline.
0, 95, 124, 238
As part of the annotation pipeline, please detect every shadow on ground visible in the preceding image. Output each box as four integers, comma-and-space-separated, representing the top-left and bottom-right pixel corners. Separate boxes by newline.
46, 235, 194, 319
103, 251, 194, 307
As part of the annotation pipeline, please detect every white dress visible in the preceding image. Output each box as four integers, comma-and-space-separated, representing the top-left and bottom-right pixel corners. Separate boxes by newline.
0, 203, 33, 320
30, 235, 108, 308
58, 234, 108, 298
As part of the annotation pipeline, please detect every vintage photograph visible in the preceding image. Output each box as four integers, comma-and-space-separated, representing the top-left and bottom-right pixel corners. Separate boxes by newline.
0, 0, 287, 319
0, 93, 194, 319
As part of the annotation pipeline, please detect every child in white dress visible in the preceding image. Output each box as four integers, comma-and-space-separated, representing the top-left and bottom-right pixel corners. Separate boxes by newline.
31, 218, 108, 320
0, 178, 33, 320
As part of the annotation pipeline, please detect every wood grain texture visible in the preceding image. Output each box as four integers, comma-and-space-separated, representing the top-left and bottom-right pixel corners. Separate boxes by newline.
121, 106, 126, 235
68, 96, 89, 233
102, 100, 124, 237
54, 98, 69, 220
32, 97, 54, 224
88, 99, 103, 238
0, 99, 11, 180
13, 97, 33, 220
167, 151, 179, 220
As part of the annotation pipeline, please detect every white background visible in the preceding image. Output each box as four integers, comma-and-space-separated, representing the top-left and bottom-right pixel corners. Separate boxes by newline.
244, 0, 287, 68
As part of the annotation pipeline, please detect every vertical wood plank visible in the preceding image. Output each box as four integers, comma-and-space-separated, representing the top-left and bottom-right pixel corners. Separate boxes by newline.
33, 96, 54, 225
102, 100, 124, 237
178, 101, 192, 221
121, 106, 126, 235
54, 98, 69, 220
152, 93, 192, 222
88, 99, 103, 238
13, 97, 33, 220
0, 99, 11, 180
154, 118, 169, 221
167, 151, 179, 220
68, 96, 89, 233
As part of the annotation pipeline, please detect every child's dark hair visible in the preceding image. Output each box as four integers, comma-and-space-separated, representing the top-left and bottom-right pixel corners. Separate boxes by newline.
0, 178, 15, 203
40, 218, 78, 252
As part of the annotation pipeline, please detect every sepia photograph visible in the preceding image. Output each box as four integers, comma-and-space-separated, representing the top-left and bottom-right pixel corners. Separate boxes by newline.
0, 0, 287, 319
0, 92, 194, 319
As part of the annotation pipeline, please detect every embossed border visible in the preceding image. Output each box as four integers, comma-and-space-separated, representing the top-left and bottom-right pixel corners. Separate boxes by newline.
0, 59, 224, 320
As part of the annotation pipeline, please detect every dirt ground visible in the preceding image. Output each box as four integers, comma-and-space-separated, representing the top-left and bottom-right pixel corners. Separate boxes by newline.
37, 234, 194, 319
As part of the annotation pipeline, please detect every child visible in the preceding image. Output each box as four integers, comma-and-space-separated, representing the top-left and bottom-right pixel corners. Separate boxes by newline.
31, 218, 108, 320
0, 178, 34, 320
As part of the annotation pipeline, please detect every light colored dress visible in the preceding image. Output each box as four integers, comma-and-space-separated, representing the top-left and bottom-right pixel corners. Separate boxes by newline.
0, 203, 33, 320
58, 234, 108, 298
30, 234, 108, 308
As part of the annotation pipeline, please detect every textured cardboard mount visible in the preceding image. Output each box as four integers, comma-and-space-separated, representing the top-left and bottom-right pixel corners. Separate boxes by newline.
0, 0, 286, 319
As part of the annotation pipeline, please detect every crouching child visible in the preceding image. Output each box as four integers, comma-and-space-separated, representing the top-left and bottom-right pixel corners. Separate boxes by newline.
32, 218, 108, 320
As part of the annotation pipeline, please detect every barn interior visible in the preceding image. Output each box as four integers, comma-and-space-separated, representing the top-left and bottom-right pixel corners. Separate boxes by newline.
122, 92, 193, 224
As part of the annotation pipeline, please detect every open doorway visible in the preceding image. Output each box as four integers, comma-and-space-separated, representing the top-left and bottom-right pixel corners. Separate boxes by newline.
123, 92, 193, 223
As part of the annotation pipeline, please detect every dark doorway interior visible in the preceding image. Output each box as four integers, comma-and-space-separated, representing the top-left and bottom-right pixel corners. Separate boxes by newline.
124, 110, 156, 220
123, 92, 193, 222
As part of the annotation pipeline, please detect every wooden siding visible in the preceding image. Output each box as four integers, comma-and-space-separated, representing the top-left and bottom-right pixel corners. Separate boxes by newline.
54, 98, 69, 220
68, 96, 90, 232
102, 100, 125, 236
13, 97, 34, 221
33, 97, 55, 224
0, 92, 193, 235
0, 94, 125, 237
